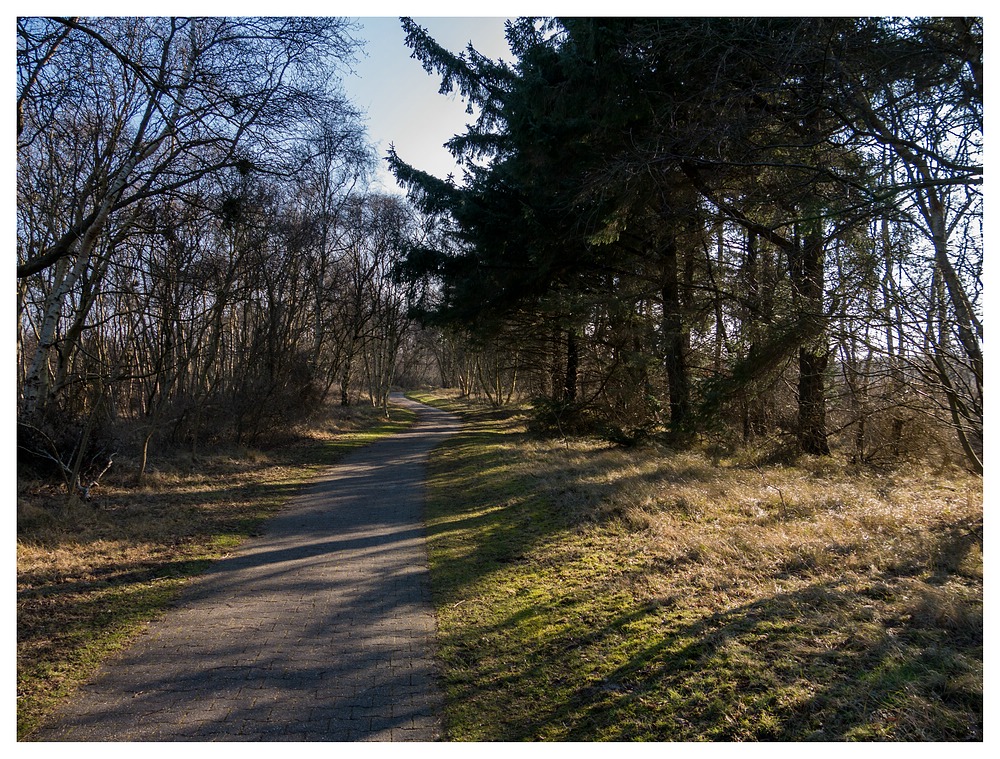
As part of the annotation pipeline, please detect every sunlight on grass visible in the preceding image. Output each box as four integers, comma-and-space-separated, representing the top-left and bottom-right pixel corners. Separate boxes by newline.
418, 391, 982, 741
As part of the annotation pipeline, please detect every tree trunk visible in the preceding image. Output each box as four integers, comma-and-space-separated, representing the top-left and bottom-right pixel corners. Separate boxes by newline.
790, 225, 830, 455
798, 347, 830, 455
563, 328, 578, 403
660, 236, 690, 429
340, 354, 353, 406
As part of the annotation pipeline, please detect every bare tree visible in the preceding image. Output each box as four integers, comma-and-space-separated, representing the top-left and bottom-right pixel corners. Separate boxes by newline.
17, 16, 363, 417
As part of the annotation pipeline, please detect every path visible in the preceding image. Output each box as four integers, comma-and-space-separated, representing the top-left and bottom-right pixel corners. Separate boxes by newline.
33, 394, 460, 742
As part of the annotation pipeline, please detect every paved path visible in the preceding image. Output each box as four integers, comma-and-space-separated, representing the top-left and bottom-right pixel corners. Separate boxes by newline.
34, 394, 460, 742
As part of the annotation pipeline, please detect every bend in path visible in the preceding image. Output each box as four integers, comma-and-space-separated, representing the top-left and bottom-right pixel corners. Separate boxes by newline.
33, 393, 460, 742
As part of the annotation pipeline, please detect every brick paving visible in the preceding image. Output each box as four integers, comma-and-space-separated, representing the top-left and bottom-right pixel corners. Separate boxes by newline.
33, 394, 460, 742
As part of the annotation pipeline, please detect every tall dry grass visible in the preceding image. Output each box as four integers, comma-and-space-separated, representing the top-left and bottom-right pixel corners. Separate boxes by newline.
417, 392, 982, 740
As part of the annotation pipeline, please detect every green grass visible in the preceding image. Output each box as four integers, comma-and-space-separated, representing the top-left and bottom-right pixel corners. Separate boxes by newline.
17, 401, 415, 740
413, 391, 983, 741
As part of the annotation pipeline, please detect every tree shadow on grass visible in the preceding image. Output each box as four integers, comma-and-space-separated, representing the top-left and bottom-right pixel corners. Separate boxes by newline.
420, 413, 981, 740
436, 570, 982, 741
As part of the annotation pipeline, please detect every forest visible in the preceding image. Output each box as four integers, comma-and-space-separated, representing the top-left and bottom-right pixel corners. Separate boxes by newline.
387, 17, 983, 470
17, 17, 435, 491
16, 17, 982, 489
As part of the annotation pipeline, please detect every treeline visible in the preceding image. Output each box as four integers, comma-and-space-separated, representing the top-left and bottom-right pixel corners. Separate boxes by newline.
388, 17, 982, 471
16, 17, 433, 492
15, 17, 985, 492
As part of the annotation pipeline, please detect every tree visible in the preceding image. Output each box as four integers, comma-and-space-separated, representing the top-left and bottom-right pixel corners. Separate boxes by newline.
17, 16, 363, 417
17, 16, 407, 490
827, 18, 983, 471
388, 16, 981, 465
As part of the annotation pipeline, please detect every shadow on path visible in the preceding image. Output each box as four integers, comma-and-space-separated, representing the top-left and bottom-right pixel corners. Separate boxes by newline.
32, 394, 460, 742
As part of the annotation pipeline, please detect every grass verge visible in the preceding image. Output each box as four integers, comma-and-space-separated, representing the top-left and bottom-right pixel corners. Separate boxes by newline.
412, 391, 983, 741
16, 401, 415, 740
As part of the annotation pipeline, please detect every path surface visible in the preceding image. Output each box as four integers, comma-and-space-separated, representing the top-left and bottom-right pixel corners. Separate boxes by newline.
34, 394, 460, 742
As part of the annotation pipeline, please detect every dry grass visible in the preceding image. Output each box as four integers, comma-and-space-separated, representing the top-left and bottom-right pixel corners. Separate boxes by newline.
16, 401, 415, 740
413, 391, 983, 741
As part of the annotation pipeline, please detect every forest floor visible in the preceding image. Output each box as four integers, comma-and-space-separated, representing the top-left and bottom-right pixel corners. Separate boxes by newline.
410, 390, 983, 741
15, 402, 415, 740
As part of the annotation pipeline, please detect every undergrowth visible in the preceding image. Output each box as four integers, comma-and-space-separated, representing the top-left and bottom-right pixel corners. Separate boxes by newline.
411, 390, 983, 741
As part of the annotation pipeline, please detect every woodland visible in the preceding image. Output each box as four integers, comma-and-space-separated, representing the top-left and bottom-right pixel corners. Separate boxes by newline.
18, 17, 424, 490
15, 16, 984, 742
16, 17, 982, 487
386, 17, 983, 470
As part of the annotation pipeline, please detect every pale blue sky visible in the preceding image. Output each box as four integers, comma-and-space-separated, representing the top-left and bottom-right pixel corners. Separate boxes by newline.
343, 17, 514, 193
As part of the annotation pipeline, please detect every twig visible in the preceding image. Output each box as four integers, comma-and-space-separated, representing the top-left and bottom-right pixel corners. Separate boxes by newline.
79, 453, 116, 502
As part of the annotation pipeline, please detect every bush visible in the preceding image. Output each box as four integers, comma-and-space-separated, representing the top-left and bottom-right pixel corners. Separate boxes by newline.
528, 397, 595, 437
17, 407, 120, 491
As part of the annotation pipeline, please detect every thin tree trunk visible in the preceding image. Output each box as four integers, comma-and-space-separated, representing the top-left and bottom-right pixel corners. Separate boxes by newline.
564, 328, 578, 403
790, 226, 830, 456
660, 236, 690, 430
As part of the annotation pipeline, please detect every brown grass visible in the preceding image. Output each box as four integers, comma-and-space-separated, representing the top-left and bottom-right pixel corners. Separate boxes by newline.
414, 391, 983, 740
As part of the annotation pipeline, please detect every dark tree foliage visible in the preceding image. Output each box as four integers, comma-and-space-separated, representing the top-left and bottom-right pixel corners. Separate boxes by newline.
389, 17, 982, 468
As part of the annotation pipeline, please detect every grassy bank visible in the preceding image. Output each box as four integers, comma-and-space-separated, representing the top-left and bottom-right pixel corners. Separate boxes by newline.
410, 391, 983, 741
16, 401, 415, 740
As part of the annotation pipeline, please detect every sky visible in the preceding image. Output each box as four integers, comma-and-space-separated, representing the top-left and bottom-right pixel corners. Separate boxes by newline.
342, 16, 514, 193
